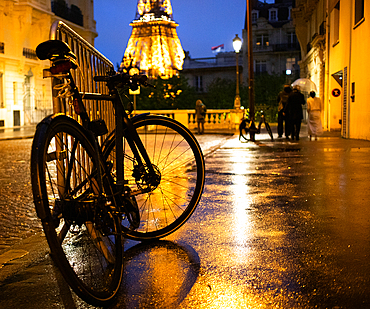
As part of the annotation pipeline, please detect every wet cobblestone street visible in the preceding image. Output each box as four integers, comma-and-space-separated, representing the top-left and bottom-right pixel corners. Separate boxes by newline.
0, 139, 42, 252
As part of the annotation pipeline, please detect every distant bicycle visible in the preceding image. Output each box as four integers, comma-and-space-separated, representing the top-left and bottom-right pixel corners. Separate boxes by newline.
239, 109, 274, 142
30, 39, 205, 306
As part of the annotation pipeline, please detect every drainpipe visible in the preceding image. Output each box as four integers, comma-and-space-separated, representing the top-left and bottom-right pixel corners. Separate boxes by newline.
347, 0, 353, 138
325, 0, 330, 131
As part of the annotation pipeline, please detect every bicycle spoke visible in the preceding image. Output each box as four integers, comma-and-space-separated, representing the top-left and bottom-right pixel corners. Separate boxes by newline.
104, 115, 204, 240
31, 117, 123, 305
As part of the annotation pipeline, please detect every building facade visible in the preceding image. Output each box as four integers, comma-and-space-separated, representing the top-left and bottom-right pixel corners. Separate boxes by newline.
0, 0, 96, 129
182, 0, 300, 109
182, 51, 242, 95
242, 0, 301, 84
293, 0, 369, 139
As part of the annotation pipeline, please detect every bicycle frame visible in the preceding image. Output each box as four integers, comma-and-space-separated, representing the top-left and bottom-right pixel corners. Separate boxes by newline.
81, 88, 156, 195
37, 37, 162, 227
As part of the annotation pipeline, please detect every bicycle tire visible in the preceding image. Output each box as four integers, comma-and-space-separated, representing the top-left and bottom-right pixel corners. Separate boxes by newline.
239, 119, 249, 141
265, 122, 274, 141
31, 115, 123, 306
103, 114, 205, 240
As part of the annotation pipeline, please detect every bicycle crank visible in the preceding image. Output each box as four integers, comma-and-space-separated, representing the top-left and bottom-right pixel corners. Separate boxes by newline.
123, 187, 140, 229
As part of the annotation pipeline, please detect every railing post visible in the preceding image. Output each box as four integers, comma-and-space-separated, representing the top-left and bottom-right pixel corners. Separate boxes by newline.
173, 110, 189, 128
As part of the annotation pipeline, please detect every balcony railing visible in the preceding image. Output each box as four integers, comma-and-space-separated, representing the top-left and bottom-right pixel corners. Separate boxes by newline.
23, 48, 38, 60
254, 42, 301, 52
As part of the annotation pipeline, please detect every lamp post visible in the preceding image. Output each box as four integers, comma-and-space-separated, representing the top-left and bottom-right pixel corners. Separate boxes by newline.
246, 0, 256, 141
233, 34, 242, 109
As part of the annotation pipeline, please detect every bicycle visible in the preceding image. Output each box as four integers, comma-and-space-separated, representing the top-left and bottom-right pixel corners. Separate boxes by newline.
239, 109, 274, 142
30, 39, 205, 306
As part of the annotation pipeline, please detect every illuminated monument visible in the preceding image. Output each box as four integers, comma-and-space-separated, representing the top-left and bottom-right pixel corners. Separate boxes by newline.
122, 0, 185, 79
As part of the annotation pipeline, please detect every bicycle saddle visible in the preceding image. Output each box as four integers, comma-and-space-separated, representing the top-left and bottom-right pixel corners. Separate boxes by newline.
36, 40, 77, 61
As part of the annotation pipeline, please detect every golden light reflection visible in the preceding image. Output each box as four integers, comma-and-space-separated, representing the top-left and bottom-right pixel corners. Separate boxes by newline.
122, 0, 185, 79
230, 150, 254, 260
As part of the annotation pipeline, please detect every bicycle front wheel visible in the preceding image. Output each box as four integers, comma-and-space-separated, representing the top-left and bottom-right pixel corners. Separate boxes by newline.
104, 115, 205, 240
31, 115, 123, 306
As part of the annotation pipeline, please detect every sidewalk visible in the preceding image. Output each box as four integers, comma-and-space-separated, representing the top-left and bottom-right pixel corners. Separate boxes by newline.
0, 124, 237, 141
0, 123, 340, 141
0, 125, 37, 141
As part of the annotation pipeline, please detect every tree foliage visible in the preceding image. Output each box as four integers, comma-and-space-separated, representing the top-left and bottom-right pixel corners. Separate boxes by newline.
131, 71, 287, 121
202, 78, 237, 109
134, 74, 197, 110
254, 73, 286, 106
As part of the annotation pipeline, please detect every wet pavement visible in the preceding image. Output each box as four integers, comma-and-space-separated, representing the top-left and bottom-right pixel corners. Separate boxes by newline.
1, 127, 370, 308
0, 138, 42, 251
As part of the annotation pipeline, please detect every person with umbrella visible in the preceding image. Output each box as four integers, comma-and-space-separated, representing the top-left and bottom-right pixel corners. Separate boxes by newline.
286, 85, 305, 141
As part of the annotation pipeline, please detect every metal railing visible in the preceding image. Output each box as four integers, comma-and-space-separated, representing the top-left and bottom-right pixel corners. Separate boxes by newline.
47, 21, 245, 135
49, 20, 115, 132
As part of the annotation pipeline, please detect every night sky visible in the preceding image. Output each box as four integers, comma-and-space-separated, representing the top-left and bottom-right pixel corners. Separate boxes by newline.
93, 0, 248, 66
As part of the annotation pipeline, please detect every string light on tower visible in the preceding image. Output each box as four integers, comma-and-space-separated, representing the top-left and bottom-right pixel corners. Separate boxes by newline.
122, 0, 185, 79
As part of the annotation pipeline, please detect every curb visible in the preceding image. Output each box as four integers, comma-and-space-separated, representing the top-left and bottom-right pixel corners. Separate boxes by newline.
0, 233, 49, 283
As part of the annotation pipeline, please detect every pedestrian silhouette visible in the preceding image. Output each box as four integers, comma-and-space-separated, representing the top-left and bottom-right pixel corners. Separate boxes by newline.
195, 99, 206, 134
277, 84, 292, 138
286, 85, 305, 141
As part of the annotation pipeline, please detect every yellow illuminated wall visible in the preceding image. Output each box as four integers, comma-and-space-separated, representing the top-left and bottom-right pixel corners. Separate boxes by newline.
294, 0, 370, 140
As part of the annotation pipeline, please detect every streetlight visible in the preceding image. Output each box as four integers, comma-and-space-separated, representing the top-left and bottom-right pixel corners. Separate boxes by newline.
246, 0, 256, 141
233, 34, 242, 109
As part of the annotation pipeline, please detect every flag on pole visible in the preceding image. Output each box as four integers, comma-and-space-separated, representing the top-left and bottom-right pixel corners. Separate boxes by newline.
211, 44, 224, 53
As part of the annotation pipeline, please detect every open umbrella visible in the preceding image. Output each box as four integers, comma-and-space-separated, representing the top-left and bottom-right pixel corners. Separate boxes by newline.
291, 78, 317, 93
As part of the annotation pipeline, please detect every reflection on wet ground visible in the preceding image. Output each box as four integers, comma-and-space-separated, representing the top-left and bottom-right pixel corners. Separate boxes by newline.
159, 135, 370, 308
116, 240, 200, 308
2, 133, 370, 308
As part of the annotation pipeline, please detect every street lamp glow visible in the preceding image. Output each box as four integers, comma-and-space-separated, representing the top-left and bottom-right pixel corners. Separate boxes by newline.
233, 34, 242, 110
233, 34, 242, 53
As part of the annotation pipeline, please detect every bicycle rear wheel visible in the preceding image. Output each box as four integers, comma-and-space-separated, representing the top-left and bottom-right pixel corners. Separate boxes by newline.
31, 115, 123, 306
265, 122, 274, 141
103, 115, 205, 240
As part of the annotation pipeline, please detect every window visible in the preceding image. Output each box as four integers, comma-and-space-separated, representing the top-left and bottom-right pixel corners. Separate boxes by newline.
13, 82, 18, 106
256, 34, 269, 47
287, 32, 297, 44
287, 32, 298, 48
51, 0, 84, 26
286, 58, 295, 74
252, 10, 259, 23
269, 8, 278, 22
0, 73, 3, 108
256, 60, 267, 74
332, 1, 340, 45
355, 0, 364, 25
195, 76, 203, 92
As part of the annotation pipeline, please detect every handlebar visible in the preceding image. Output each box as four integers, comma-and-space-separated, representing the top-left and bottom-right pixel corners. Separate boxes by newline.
94, 73, 154, 90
